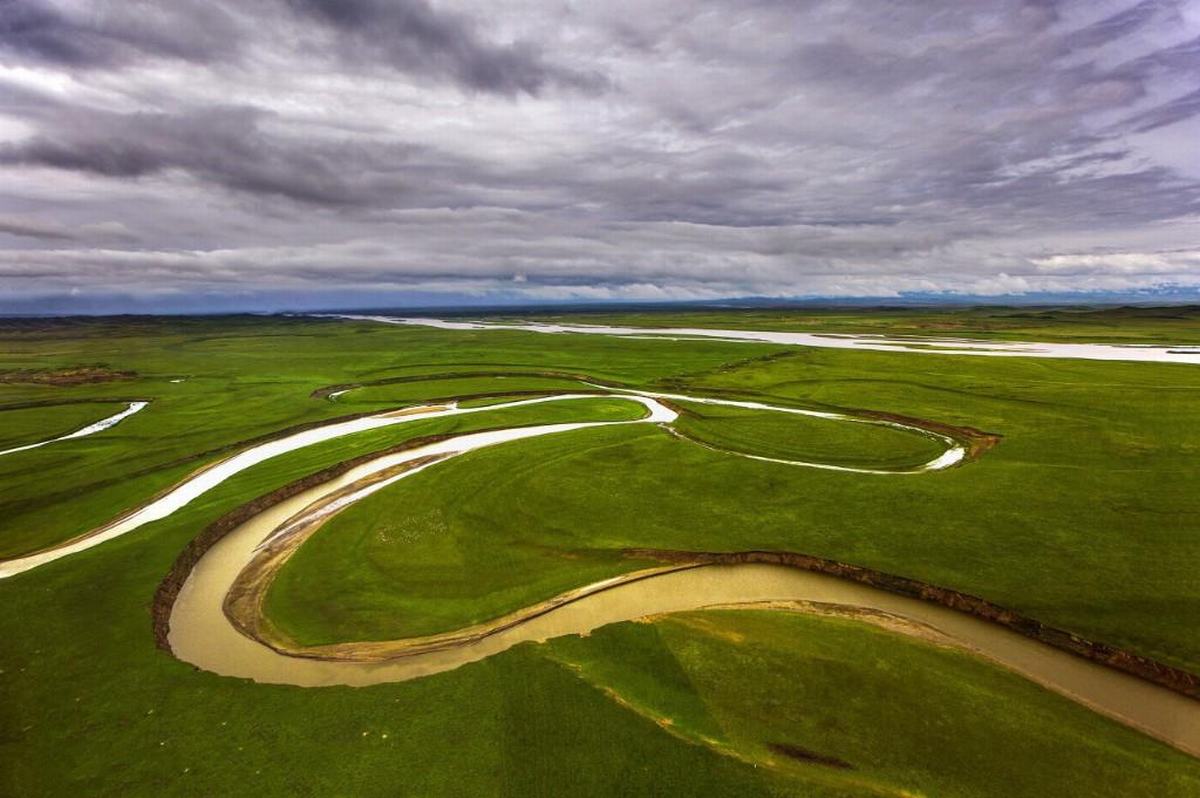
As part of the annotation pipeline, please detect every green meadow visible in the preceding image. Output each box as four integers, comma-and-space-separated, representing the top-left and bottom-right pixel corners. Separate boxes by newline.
2, 311, 1199, 796
669, 399, 947, 469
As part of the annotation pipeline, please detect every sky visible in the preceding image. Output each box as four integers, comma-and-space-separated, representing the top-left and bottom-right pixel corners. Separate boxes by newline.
1, 0, 1199, 313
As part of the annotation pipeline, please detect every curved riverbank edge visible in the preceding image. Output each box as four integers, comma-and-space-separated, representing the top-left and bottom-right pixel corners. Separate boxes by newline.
151, 430, 466, 648
210, 408, 986, 659
153, 446, 1200, 703
158, 452, 1200, 758
626, 549, 1200, 700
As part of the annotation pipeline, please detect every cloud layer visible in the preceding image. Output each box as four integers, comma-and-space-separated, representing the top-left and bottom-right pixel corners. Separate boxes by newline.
2, 0, 1199, 310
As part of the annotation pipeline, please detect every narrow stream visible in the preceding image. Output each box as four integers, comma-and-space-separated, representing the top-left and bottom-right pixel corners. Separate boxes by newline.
0, 400, 148, 459
1, 387, 959, 577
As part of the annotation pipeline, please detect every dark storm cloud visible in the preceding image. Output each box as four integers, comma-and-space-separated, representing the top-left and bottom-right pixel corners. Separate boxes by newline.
287, 0, 608, 95
0, 0, 603, 96
0, 0, 243, 68
0, 106, 441, 205
1, 0, 1198, 310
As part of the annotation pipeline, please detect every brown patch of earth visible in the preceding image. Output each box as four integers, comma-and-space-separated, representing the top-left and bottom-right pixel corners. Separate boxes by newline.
0, 366, 137, 386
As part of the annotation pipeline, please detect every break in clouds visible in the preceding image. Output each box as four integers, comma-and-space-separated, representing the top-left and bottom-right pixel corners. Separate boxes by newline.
1, 0, 1199, 311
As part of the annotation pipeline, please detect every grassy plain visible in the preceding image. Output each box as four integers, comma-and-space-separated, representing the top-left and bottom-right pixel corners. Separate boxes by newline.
334, 375, 594, 406
2, 312, 1199, 796
547, 610, 1200, 796
0, 316, 759, 558
670, 399, 946, 469
266, 338, 1200, 675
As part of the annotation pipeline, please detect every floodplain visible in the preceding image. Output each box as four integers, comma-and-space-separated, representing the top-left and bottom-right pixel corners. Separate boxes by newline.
2, 308, 1199, 797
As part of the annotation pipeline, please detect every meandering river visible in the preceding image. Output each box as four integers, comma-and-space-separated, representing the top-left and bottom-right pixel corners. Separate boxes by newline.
335, 314, 1200, 365
6, 318, 1198, 757
0, 388, 959, 578
166, 416, 1200, 757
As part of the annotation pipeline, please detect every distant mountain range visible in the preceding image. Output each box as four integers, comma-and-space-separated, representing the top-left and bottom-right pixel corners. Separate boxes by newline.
4, 285, 1200, 318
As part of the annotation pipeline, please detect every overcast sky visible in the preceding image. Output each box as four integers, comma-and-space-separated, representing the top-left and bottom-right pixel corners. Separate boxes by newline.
1, 0, 1199, 312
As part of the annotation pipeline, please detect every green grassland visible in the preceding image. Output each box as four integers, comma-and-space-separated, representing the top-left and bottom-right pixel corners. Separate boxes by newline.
331, 375, 595, 406
2, 311, 1199, 796
0, 316, 763, 559
265, 341, 1200, 675
546, 610, 1200, 796
670, 399, 947, 469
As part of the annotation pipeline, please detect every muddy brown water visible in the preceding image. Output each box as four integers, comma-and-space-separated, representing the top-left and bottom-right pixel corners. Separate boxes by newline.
168, 435, 1200, 758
